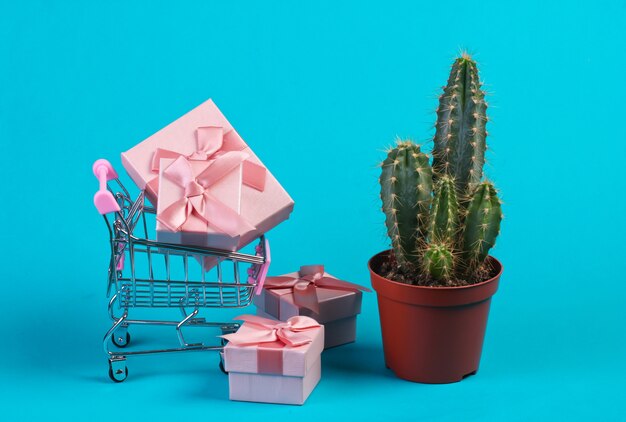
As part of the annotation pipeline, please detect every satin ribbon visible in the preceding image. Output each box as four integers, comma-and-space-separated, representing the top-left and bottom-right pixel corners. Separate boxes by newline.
263, 265, 372, 314
221, 315, 321, 375
157, 156, 255, 236
151, 126, 266, 191
222, 314, 320, 347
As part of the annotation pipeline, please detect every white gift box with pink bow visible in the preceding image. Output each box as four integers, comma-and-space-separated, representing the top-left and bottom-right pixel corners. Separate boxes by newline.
121, 99, 294, 252
222, 315, 324, 405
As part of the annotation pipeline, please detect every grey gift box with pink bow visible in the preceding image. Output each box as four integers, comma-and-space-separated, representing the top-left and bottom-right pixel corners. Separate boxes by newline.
253, 265, 370, 349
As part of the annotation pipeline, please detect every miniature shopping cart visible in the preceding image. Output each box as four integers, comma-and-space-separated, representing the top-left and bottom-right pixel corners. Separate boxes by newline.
92, 159, 270, 382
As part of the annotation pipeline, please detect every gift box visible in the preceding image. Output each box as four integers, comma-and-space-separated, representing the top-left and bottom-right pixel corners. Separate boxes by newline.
222, 315, 324, 405
253, 265, 370, 349
156, 156, 253, 251
122, 99, 294, 251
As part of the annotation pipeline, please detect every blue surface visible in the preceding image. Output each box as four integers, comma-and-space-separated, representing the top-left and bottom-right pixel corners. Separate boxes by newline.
1, 1, 625, 420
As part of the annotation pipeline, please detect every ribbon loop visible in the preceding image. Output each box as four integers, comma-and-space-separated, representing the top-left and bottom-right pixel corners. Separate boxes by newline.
195, 126, 224, 158
221, 315, 320, 347
150, 125, 267, 192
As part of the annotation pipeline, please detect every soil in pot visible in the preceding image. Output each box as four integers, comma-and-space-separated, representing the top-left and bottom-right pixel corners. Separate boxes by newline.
377, 253, 497, 287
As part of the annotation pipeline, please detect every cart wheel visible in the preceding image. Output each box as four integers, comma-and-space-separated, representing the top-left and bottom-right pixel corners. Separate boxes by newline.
108, 363, 128, 383
111, 332, 131, 348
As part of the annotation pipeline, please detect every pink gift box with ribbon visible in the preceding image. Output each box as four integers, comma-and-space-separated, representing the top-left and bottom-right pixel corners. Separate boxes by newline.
122, 99, 294, 251
222, 315, 324, 405
253, 265, 371, 349
156, 156, 252, 252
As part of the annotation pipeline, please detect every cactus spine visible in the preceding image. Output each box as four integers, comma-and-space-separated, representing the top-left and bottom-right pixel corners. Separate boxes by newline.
423, 242, 455, 281
380, 141, 433, 268
462, 181, 502, 272
432, 53, 487, 196
378, 53, 502, 286
427, 176, 460, 243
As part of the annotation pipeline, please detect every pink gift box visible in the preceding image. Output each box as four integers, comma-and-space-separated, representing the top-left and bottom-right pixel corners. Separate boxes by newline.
253, 265, 370, 349
222, 315, 324, 405
156, 156, 249, 251
122, 99, 294, 251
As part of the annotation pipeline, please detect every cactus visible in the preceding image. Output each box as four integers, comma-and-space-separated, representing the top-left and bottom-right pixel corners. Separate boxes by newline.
462, 181, 502, 272
423, 242, 455, 281
380, 140, 433, 268
432, 53, 487, 196
378, 53, 502, 286
427, 176, 460, 243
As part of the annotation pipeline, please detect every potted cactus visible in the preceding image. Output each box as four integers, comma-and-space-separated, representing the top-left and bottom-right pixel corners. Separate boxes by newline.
368, 53, 504, 383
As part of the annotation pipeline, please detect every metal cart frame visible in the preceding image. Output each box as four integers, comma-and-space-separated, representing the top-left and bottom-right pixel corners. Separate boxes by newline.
93, 159, 270, 382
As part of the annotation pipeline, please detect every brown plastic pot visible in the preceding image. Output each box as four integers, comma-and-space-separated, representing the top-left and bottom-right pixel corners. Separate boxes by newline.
369, 250, 503, 384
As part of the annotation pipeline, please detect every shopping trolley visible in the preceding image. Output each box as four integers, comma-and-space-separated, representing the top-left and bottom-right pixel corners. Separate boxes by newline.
92, 159, 270, 382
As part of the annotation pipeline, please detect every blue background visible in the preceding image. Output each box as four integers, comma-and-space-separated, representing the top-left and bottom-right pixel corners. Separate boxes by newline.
1, 1, 625, 420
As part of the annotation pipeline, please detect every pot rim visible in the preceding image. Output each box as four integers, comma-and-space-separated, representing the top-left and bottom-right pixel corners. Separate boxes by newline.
368, 249, 503, 291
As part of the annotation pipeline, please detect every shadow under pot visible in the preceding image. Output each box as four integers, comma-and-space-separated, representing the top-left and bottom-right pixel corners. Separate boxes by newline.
368, 250, 503, 384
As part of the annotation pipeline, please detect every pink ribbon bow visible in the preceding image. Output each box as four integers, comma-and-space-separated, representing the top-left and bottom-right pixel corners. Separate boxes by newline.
221, 314, 321, 347
264, 265, 372, 314
157, 156, 255, 236
151, 126, 266, 192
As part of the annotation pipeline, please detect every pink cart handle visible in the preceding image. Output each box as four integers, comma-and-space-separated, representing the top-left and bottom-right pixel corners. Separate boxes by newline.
93, 159, 121, 215
251, 238, 271, 295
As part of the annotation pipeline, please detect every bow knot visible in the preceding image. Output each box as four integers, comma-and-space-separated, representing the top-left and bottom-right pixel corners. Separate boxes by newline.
187, 150, 209, 161
294, 280, 313, 292
221, 315, 320, 347
184, 179, 205, 198
157, 156, 255, 237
